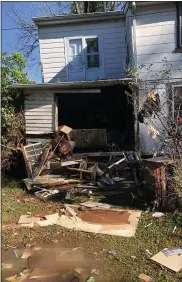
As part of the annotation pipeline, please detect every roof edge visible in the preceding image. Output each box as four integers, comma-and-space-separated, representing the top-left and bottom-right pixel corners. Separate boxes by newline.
33, 11, 124, 26
11, 78, 132, 90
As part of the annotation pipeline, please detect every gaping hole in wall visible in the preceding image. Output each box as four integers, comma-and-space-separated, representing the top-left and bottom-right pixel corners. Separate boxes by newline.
56, 85, 135, 151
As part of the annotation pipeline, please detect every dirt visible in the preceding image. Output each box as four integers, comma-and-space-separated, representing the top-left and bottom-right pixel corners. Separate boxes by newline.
77, 209, 130, 225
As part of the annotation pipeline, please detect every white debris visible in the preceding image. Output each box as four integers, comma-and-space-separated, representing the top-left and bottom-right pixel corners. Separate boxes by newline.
152, 212, 165, 218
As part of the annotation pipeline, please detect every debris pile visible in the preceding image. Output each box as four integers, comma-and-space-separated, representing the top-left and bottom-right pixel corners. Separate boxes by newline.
21, 125, 141, 202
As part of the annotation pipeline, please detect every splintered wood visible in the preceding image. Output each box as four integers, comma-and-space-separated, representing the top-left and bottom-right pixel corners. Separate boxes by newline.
23, 175, 82, 190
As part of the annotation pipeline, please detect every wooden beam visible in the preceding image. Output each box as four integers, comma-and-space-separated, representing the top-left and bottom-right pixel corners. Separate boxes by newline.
73, 151, 125, 157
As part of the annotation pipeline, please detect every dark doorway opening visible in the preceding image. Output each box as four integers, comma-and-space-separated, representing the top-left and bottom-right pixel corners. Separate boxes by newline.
56, 84, 135, 151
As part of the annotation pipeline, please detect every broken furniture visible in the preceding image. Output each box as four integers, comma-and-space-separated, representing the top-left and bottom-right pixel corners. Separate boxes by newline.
21, 142, 44, 178
67, 160, 98, 181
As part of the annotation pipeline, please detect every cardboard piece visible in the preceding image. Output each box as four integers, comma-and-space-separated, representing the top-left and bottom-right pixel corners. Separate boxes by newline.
151, 249, 182, 272
18, 215, 41, 224
36, 213, 59, 227
58, 125, 72, 135
56, 209, 141, 237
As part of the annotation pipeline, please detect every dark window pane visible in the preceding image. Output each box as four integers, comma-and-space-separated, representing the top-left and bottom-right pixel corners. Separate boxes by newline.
174, 86, 182, 111
86, 38, 98, 53
87, 54, 99, 68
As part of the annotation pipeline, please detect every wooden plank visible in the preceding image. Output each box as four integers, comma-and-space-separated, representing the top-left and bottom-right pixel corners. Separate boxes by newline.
21, 145, 31, 178
26, 126, 52, 130
26, 120, 53, 124
55, 95, 58, 131
25, 101, 54, 106
26, 130, 53, 134
73, 151, 125, 157
27, 138, 51, 144
25, 110, 52, 114
25, 115, 52, 120
26, 97, 54, 102
25, 106, 52, 111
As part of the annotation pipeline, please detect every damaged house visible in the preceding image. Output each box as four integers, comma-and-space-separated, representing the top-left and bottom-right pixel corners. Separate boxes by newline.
12, 1, 182, 155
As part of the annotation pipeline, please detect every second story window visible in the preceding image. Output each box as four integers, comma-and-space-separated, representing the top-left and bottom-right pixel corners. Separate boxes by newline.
86, 38, 100, 68
177, 3, 182, 49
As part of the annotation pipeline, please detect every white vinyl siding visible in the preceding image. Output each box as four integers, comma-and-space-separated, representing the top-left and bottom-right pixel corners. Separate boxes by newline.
135, 3, 182, 80
131, 3, 182, 155
38, 20, 126, 82
24, 91, 54, 134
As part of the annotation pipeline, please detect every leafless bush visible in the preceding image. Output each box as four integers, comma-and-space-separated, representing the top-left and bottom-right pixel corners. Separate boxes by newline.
125, 60, 182, 208
171, 160, 182, 207
1, 111, 25, 176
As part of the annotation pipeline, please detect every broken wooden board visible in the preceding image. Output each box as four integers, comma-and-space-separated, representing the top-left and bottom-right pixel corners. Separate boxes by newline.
60, 160, 79, 167
22, 174, 83, 190
73, 151, 125, 158
150, 249, 182, 272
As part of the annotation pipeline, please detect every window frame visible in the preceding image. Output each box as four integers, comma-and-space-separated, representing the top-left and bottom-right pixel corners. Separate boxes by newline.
86, 37, 100, 69
177, 3, 182, 49
168, 83, 182, 122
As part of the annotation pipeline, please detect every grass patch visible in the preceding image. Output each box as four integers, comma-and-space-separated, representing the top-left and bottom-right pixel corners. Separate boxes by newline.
2, 181, 182, 282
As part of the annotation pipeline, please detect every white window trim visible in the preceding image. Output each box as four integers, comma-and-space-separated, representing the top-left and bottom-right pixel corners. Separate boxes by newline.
171, 84, 182, 120
64, 35, 104, 81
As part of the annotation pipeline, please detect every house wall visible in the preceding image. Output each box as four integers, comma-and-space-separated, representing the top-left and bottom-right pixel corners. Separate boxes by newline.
38, 19, 126, 82
135, 2, 182, 80
24, 90, 55, 134
126, 2, 182, 155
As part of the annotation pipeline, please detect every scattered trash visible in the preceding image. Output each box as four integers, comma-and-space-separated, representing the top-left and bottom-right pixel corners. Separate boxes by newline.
172, 226, 177, 233
151, 248, 182, 272
35, 189, 60, 201
131, 255, 137, 259
108, 157, 126, 169
152, 212, 165, 219
80, 201, 110, 209
144, 223, 153, 228
138, 273, 152, 281
145, 249, 153, 256
108, 249, 117, 256
162, 247, 182, 256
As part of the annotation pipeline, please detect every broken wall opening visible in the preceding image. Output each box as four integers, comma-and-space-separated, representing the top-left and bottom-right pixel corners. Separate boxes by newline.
56, 84, 135, 151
